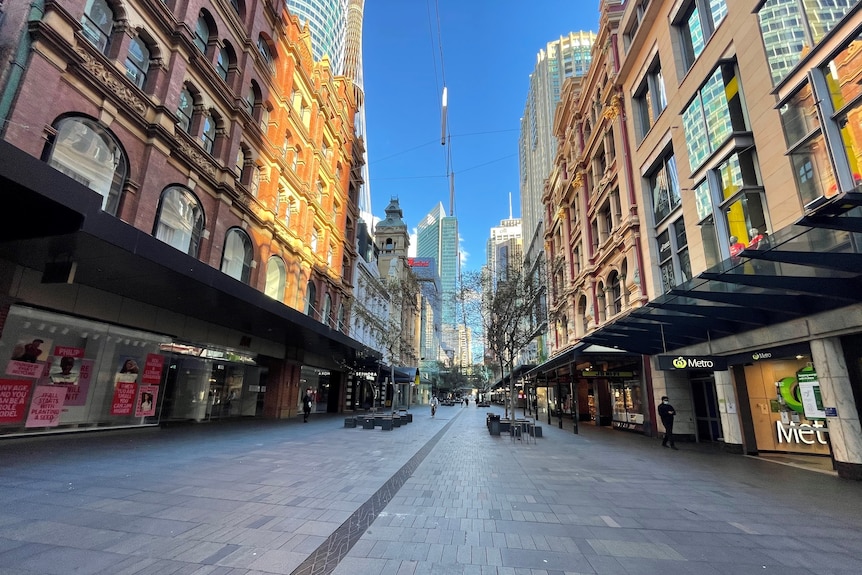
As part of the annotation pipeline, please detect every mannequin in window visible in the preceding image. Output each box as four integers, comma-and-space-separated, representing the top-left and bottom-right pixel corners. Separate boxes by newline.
729, 235, 746, 260
747, 228, 769, 250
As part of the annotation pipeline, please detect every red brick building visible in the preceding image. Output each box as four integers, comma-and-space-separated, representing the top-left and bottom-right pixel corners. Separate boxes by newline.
0, 0, 374, 435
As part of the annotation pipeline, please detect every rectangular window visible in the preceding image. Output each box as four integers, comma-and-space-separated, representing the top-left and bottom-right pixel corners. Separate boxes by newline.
757, 0, 855, 86
682, 62, 747, 171
656, 217, 691, 294
676, 0, 727, 72
633, 59, 667, 141
649, 152, 681, 223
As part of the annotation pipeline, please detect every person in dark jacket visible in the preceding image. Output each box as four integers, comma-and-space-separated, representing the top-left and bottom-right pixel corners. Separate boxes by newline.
658, 396, 678, 450
302, 388, 313, 423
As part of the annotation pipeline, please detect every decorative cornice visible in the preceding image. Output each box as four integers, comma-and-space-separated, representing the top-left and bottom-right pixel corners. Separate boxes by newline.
174, 138, 217, 178
74, 47, 146, 117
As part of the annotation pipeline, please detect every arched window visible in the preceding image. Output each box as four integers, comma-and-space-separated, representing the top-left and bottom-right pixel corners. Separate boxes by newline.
257, 35, 274, 70
235, 146, 246, 176
81, 0, 114, 53
176, 87, 193, 133
609, 271, 622, 315
153, 186, 204, 257
322, 294, 332, 326
337, 303, 345, 331
47, 116, 127, 215
264, 257, 286, 300
220, 228, 253, 283
245, 81, 262, 120
216, 46, 230, 81
596, 282, 606, 323
124, 36, 150, 89
577, 295, 588, 336
285, 197, 293, 228
305, 280, 317, 317
194, 13, 210, 54
384, 238, 393, 252
310, 228, 319, 253
201, 113, 216, 153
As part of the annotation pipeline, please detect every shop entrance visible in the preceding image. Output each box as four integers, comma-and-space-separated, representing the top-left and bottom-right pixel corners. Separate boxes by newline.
161, 355, 266, 422
690, 373, 722, 442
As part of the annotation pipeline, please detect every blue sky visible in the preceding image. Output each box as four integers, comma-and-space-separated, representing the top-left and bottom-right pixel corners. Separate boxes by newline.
362, 0, 601, 271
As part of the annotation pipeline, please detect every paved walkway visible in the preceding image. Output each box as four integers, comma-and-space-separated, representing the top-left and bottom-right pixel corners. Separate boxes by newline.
1, 404, 861, 575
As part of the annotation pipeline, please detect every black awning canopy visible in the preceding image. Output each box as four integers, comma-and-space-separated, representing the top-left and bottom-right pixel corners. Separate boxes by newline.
0, 140, 380, 368
582, 191, 862, 355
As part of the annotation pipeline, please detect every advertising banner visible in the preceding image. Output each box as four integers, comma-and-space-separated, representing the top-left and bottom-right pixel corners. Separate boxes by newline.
25, 385, 66, 427
135, 385, 159, 417
142, 354, 165, 385
0, 380, 32, 424
110, 381, 138, 416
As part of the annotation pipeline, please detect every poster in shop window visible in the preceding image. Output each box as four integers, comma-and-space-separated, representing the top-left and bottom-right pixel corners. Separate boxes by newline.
134, 385, 159, 417
38, 346, 93, 406
0, 380, 32, 424
24, 385, 66, 427
5, 336, 52, 379
110, 380, 137, 416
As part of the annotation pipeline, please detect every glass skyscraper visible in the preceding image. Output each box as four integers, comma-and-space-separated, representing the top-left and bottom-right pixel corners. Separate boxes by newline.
416, 203, 459, 349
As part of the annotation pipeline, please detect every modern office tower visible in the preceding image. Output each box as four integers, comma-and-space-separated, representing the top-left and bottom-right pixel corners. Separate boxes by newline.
0, 0, 367, 434
285, 0, 348, 72
518, 31, 595, 371
456, 324, 473, 372
416, 203, 460, 348
486, 218, 523, 287
287, 0, 373, 223
519, 31, 596, 268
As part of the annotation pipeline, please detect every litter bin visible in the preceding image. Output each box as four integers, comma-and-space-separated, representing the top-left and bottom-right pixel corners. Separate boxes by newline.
488, 414, 501, 436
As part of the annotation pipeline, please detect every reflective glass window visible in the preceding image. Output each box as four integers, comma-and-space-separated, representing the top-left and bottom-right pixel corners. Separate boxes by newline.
264, 257, 286, 300
81, 0, 113, 53
125, 37, 149, 89
221, 228, 253, 283
154, 186, 204, 257
48, 116, 127, 215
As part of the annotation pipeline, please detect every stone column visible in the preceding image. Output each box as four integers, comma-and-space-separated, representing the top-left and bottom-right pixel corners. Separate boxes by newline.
715, 369, 744, 452
810, 337, 862, 480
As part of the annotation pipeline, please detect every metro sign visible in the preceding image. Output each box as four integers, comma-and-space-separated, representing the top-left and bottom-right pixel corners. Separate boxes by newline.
657, 355, 728, 371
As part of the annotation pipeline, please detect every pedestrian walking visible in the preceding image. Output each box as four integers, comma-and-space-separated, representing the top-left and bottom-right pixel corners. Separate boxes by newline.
658, 395, 678, 449
302, 388, 313, 423
430, 395, 438, 418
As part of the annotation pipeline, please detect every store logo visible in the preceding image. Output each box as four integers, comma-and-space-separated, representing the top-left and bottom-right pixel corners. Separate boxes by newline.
658, 355, 726, 370
776, 421, 828, 445
752, 352, 773, 360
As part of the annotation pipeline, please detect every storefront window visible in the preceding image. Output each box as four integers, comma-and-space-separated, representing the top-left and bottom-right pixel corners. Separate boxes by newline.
611, 379, 644, 430
0, 306, 171, 435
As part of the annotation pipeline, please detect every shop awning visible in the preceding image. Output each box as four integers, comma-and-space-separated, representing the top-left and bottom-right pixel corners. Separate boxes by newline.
378, 365, 419, 383
581, 191, 862, 356
0, 140, 380, 368
524, 343, 637, 381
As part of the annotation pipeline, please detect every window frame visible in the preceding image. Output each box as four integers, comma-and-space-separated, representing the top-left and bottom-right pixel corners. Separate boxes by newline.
153, 185, 205, 257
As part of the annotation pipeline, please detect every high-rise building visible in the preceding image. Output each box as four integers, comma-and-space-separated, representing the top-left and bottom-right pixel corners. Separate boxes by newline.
487, 218, 523, 287
518, 31, 595, 370
285, 0, 348, 73
416, 203, 459, 348
287, 0, 373, 222
519, 31, 596, 265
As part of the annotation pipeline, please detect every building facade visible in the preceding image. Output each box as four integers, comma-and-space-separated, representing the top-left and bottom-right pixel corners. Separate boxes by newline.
416, 202, 459, 351
519, 31, 596, 373
535, 0, 862, 480
0, 0, 373, 436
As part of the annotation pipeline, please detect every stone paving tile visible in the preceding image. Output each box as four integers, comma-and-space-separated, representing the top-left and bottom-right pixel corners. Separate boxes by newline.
3, 411, 862, 575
